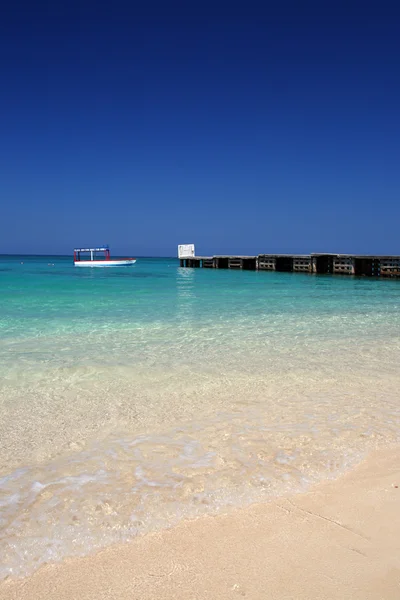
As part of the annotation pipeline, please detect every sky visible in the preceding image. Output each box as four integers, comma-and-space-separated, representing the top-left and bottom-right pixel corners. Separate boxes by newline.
0, 2, 399, 256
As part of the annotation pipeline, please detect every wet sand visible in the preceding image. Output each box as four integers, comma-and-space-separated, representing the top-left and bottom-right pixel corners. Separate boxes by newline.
1, 448, 400, 600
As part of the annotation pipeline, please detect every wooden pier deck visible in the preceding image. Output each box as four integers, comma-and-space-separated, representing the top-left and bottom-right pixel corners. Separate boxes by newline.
179, 254, 400, 277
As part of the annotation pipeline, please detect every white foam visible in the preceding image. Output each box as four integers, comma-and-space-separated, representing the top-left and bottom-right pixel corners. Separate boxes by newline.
2, 394, 399, 581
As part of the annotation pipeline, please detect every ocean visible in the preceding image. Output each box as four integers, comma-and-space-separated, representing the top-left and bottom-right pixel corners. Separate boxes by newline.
1, 255, 400, 578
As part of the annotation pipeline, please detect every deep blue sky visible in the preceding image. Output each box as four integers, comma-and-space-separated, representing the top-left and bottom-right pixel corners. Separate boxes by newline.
1, 3, 399, 256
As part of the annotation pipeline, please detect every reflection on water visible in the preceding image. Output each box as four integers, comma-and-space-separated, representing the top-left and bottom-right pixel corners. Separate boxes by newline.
176, 266, 196, 322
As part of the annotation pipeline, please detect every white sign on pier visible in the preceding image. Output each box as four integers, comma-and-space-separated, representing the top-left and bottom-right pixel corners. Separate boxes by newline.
178, 244, 195, 259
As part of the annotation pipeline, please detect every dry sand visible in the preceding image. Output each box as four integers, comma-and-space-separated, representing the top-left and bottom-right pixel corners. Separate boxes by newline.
1, 449, 400, 600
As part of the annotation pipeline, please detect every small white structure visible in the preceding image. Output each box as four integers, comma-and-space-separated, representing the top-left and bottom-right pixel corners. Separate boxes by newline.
178, 244, 195, 259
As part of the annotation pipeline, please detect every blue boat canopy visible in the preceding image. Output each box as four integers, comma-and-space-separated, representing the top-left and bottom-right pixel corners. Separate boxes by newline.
74, 246, 109, 252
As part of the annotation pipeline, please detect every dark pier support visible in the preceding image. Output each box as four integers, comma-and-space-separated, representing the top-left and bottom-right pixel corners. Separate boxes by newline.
180, 258, 201, 267
242, 257, 257, 270
214, 257, 229, 269
312, 254, 335, 274
180, 252, 400, 278
275, 256, 293, 272
354, 258, 375, 276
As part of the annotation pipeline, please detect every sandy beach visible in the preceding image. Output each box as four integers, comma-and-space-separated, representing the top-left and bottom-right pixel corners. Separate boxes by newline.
1, 448, 399, 600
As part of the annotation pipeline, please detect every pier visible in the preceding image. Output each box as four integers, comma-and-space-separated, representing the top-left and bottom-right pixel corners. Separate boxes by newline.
179, 253, 400, 277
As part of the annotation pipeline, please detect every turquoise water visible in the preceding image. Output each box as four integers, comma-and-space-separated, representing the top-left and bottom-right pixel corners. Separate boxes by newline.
1, 255, 400, 578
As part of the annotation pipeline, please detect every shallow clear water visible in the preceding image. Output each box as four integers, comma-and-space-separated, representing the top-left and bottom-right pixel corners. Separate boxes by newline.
1, 255, 400, 578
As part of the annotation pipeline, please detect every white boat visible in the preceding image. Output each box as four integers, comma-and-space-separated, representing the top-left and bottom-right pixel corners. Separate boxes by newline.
74, 246, 136, 267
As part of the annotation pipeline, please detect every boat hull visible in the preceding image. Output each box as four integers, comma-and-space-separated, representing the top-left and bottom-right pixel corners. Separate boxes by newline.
74, 259, 137, 267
